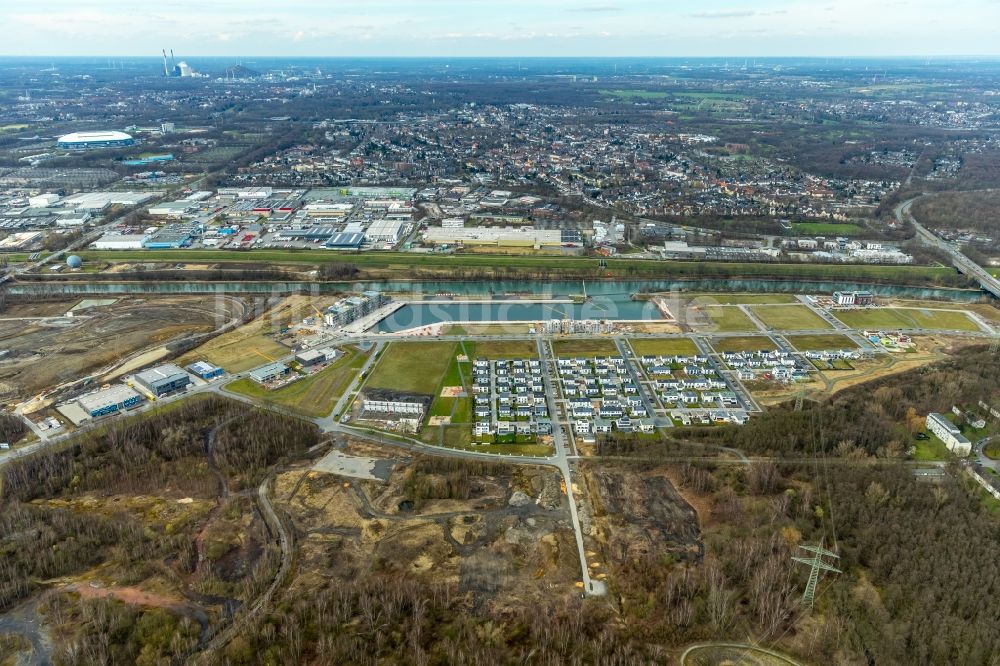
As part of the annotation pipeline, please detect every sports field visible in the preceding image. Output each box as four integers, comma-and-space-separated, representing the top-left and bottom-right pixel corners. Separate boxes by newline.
786, 334, 857, 352
750, 304, 832, 331
833, 307, 980, 332
628, 338, 698, 356
698, 306, 760, 332
225, 347, 368, 417
365, 341, 457, 394
711, 336, 778, 353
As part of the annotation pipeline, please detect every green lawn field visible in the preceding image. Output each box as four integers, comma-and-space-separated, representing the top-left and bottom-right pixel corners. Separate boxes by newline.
699, 306, 760, 332
711, 336, 778, 353
786, 334, 857, 352
751, 304, 833, 331
628, 338, 698, 356
225, 346, 368, 417
833, 307, 980, 332
687, 293, 799, 305
791, 222, 866, 236
365, 341, 457, 394
72, 249, 965, 286
551, 339, 619, 357
463, 340, 539, 359
912, 436, 951, 462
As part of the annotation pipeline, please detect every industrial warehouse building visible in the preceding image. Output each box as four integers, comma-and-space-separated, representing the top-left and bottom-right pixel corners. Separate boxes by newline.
187, 361, 224, 380
249, 362, 291, 384
76, 385, 143, 418
58, 131, 135, 150
134, 364, 191, 397
295, 348, 338, 368
143, 224, 197, 249
325, 232, 365, 249
365, 219, 406, 244
92, 233, 148, 250
422, 226, 563, 248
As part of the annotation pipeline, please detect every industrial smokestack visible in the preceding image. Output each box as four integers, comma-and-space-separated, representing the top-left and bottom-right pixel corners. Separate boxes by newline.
162, 50, 169, 76
170, 50, 176, 70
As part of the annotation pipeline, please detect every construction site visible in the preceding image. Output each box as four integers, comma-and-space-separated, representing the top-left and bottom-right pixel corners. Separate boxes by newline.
0, 295, 247, 405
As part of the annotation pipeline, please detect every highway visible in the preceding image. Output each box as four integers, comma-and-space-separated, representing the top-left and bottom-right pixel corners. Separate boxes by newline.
896, 197, 1000, 299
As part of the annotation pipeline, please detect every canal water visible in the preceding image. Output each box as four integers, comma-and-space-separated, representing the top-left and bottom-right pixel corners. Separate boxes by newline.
375, 300, 663, 332
7, 277, 983, 301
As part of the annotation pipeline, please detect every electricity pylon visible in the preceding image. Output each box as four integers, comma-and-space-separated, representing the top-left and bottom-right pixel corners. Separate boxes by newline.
792, 541, 841, 608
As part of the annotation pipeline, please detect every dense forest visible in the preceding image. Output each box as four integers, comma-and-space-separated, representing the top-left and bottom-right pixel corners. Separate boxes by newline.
0, 396, 319, 664
912, 190, 1000, 240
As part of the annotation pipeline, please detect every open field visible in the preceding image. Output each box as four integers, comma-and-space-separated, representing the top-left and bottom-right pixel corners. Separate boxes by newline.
462, 340, 539, 359
443, 323, 534, 335
274, 451, 575, 610
0, 296, 232, 400
551, 339, 619, 357
833, 307, 980, 332
365, 341, 457, 394
176, 295, 351, 373
599, 89, 669, 100
786, 334, 858, 351
696, 305, 760, 332
225, 346, 369, 417
710, 336, 778, 353
176, 301, 290, 373
790, 222, 866, 235
889, 299, 1000, 323
750, 304, 832, 330
686, 293, 800, 305
73, 249, 967, 286
627, 338, 698, 356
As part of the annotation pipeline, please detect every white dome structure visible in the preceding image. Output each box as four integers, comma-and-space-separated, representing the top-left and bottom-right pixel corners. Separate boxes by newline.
57, 131, 134, 150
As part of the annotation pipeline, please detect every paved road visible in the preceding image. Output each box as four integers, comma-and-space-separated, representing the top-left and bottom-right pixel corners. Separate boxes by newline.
534, 336, 603, 595
897, 196, 1000, 299
974, 436, 999, 474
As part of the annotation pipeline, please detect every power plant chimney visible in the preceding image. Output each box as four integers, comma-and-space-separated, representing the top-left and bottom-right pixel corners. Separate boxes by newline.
162, 49, 169, 76
170, 50, 176, 70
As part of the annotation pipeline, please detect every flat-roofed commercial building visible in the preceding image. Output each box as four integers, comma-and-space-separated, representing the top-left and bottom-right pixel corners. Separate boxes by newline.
134, 364, 191, 397
187, 361, 224, 380
76, 385, 143, 418
92, 233, 148, 250
365, 219, 406, 244
325, 232, 365, 249
249, 362, 290, 384
295, 348, 338, 368
423, 226, 563, 248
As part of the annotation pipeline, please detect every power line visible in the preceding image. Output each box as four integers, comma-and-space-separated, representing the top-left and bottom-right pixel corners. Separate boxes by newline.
792, 541, 841, 609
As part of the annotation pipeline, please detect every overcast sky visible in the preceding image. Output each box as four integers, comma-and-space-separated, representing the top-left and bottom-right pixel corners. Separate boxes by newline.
2, 0, 998, 57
